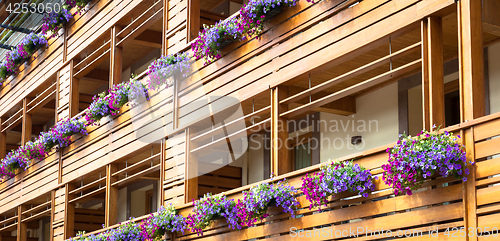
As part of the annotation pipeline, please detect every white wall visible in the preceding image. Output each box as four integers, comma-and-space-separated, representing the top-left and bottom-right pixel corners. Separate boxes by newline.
489, 43, 500, 114
320, 83, 399, 162
117, 187, 127, 223
247, 134, 264, 184
408, 85, 423, 136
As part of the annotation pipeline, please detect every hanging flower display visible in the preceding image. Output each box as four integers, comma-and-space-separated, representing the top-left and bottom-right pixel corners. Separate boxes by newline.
141, 204, 186, 240
236, 178, 299, 227
238, 0, 300, 38
0, 150, 30, 178
147, 53, 191, 91
301, 160, 376, 210
382, 128, 471, 196
19, 32, 48, 56
186, 193, 240, 235
191, 16, 241, 65
41, 6, 73, 37
84, 79, 149, 125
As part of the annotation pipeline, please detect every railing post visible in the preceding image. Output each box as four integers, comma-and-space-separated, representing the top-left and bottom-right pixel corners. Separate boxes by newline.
271, 86, 290, 175
160, 139, 166, 206
110, 26, 123, 87
187, 0, 200, 42
49, 190, 55, 241
458, 0, 484, 238
0, 119, 5, 159
463, 127, 477, 241
69, 60, 80, 118
105, 164, 118, 226
162, 0, 168, 56
17, 205, 26, 241
21, 98, 32, 145
64, 183, 75, 239
421, 16, 445, 129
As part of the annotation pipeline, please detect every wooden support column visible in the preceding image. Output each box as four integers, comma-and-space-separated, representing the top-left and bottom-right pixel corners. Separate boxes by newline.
458, 0, 483, 240
110, 26, 123, 87
458, 0, 485, 122
422, 17, 445, 130
64, 183, 75, 239
17, 206, 27, 241
271, 86, 290, 176
105, 164, 118, 227
159, 139, 166, 206
69, 60, 80, 117
49, 190, 55, 241
187, 0, 200, 42
185, 128, 198, 203
21, 99, 32, 145
162, 0, 168, 56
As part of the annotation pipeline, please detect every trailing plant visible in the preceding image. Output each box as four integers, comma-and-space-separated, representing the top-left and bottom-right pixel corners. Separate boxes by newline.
0, 33, 47, 84
191, 16, 241, 65
19, 32, 48, 56
238, 0, 300, 38
147, 53, 191, 91
186, 193, 240, 235
236, 177, 299, 227
301, 160, 376, 210
107, 219, 145, 241
0, 61, 14, 84
141, 204, 186, 240
41, 5, 73, 37
382, 128, 471, 196
0, 149, 30, 178
84, 79, 149, 125
20, 140, 47, 161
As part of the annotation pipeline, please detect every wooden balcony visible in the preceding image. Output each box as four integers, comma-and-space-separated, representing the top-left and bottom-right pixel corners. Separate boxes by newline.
0, 0, 498, 240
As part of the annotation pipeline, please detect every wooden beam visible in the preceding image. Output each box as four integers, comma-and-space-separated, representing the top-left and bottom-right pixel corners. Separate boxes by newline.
105, 164, 118, 226
458, 0, 485, 122
110, 26, 123, 87
422, 17, 445, 130
0, 119, 5, 159
69, 60, 80, 118
17, 205, 27, 241
271, 86, 290, 176
162, 0, 168, 55
187, 0, 200, 42
64, 183, 75, 239
21, 99, 32, 145
185, 128, 198, 204
49, 190, 55, 241
159, 139, 166, 206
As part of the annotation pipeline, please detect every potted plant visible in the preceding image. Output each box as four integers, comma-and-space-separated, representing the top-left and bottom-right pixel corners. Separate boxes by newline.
382, 128, 471, 196
186, 193, 240, 235
191, 16, 241, 65
238, 0, 301, 39
142, 204, 186, 240
236, 178, 299, 227
301, 160, 376, 210
147, 53, 191, 91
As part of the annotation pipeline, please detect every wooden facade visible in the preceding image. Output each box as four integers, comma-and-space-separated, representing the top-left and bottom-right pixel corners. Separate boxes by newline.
1, 0, 500, 240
